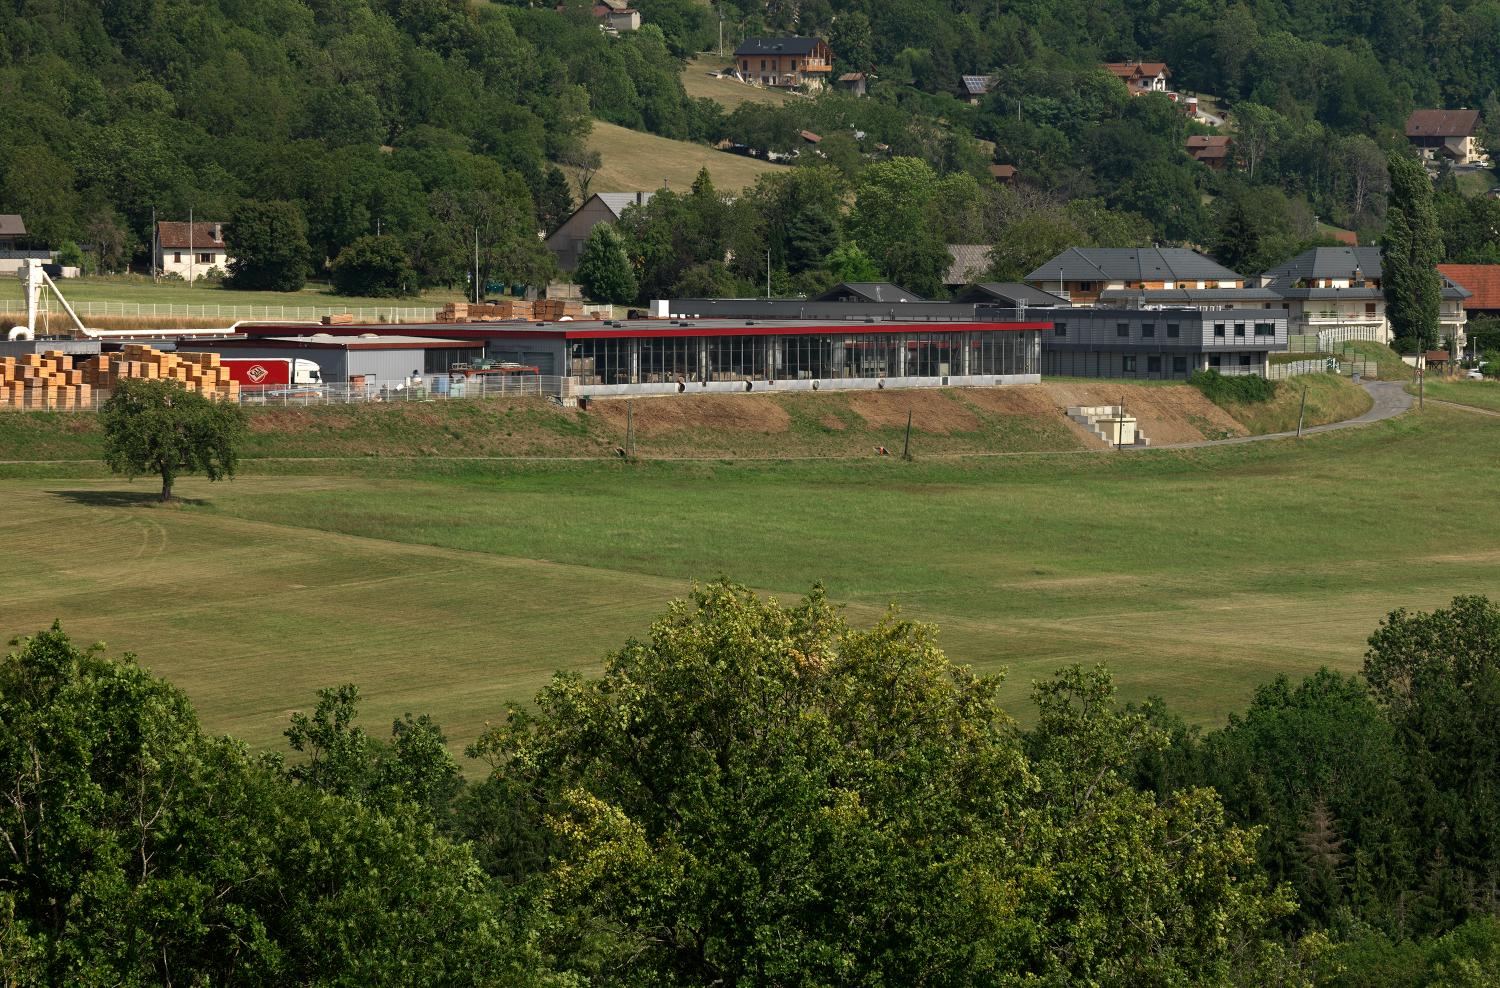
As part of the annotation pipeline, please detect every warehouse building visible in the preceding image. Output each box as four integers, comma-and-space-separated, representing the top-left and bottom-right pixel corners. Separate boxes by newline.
1042, 308, 1289, 379
204, 334, 484, 385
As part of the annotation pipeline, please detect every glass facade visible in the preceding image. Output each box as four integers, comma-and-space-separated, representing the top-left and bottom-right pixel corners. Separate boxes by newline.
567, 330, 1037, 385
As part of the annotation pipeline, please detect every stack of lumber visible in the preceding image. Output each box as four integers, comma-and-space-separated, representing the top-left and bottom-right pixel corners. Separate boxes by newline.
321, 313, 356, 326
435, 299, 588, 323
80, 345, 239, 401
0, 351, 93, 410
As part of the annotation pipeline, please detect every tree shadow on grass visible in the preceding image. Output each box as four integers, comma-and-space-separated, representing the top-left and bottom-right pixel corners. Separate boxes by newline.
47, 489, 207, 509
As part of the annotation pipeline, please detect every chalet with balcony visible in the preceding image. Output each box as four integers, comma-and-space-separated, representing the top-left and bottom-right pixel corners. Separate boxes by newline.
1024, 247, 1244, 306
1437, 264, 1500, 319
1406, 109, 1488, 167
1104, 61, 1170, 95
734, 37, 833, 90
1259, 247, 1470, 349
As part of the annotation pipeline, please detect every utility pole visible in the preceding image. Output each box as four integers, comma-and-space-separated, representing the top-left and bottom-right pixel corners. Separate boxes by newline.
150, 206, 157, 281
626, 400, 635, 458
188, 205, 194, 288
473, 226, 480, 304
1116, 394, 1125, 451
766, 247, 771, 298
1297, 385, 1307, 438
902, 410, 913, 460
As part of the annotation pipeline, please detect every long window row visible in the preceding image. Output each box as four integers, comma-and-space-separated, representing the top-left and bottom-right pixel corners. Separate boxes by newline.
568, 332, 1037, 385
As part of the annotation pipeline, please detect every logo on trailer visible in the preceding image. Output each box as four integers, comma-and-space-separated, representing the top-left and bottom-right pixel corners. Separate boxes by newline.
246, 364, 269, 384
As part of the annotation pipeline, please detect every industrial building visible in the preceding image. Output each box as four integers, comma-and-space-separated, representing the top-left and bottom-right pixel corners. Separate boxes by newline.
202, 334, 484, 386
1042, 309, 1289, 379
229, 315, 1046, 395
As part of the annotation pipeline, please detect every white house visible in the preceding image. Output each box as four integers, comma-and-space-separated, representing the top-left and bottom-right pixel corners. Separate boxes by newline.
155, 221, 232, 281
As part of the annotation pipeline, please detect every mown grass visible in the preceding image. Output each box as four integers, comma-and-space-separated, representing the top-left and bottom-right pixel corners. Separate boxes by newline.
680, 56, 794, 109
1419, 378, 1500, 412
0, 274, 463, 310
571, 119, 787, 195
2, 402, 1493, 766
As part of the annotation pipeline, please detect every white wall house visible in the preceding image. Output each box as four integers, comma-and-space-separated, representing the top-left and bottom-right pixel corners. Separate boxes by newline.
155, 221, 232, 281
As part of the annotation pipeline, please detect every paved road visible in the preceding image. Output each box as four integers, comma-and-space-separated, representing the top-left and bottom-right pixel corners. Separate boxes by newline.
1147, 380, 1415, 451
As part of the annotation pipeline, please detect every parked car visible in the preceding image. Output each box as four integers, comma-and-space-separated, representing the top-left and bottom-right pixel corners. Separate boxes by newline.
1467, 369, 1485, 380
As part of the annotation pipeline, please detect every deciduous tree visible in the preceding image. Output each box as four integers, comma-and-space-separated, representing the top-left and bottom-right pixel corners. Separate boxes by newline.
575, 222, 637, 304
101, 379, 247, 502
226, 200, 311, 291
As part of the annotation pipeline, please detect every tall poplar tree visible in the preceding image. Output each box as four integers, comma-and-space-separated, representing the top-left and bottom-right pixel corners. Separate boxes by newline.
1381, 152, 1443, 351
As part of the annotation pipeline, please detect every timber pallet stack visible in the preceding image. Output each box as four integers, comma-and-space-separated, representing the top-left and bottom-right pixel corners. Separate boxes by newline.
80, 345, 239, 402
0, 352, 93, 409
435, 300, 587, 323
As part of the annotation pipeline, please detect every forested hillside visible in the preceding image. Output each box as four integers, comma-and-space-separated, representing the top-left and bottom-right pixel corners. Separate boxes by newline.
2, 0, 1498, 295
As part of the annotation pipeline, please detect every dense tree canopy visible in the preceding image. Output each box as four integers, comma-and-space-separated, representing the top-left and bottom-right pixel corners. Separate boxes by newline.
9, 591, 1500, 982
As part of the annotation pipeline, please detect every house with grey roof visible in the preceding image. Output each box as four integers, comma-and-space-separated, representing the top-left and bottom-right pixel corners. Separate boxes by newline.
544, 191, 655, 272
0, 214, 25, 251
1024, 247, 1246, 305
1259, 247, 1469, 349
1041, 307, 1288, 380
733, 37, 833, 90
811, 282, 923, 303
953, 282, 1069, 307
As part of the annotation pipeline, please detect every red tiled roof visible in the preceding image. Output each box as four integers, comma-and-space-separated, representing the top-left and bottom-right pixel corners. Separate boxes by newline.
1186, 135, 1230, 148
799, 129, 822, 143
1406, 109, 1479, 138
989, 164, 1017, 179
1105, 61, 1170, 80
157, 221, 228, 250
1437, 263, 1500, 310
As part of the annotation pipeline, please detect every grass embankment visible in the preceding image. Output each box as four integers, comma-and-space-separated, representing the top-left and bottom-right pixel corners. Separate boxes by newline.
0, 389, 1089, 462
571, 119, 787, 195
680, 56, 794, 109
0, 404, 1491, 762
1208, 374, 1372, 433
1417, 378, 1500, 412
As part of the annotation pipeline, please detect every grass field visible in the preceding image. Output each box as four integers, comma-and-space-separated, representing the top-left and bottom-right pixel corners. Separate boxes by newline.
2, 397, 1495, 769
573, 119, 786, 195
680, 56, 794, 109
1419, 378, 1500, 412
1212, 373, 1372, 434
0, 275, 463, 311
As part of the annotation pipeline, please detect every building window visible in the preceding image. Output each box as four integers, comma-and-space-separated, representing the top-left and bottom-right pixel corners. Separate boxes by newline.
1167, 323, 1180, 338
1234, 323, 1246, 337
1147, 355, 1162, 372
760, 59, 766, 70
1209, 354, 1222, 368
1172, 356, 1187, 373
197, 253, 213, 264
1054, 322, 1067, 337
1117, 322, 1130, 338
1123, 356, 1137, 372
173, 252, 182, 263
1213, 323, 1225, 338
1239, 354, 1252, 367
1254, 322, 1274, 337
1366, 303, 1377, 316
1141, 322, 1155, 337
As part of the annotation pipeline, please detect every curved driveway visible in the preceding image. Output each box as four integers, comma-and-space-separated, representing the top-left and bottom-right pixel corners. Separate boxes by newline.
1146, 380, 1414, 451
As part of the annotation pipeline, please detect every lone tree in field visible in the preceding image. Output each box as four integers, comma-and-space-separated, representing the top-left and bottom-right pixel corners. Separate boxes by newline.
101, 379, 247, 502
1382, 151, 1443, 352
575, 222, 637, 305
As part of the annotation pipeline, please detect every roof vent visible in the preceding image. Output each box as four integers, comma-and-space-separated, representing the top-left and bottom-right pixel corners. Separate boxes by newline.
745, 320, 755, 325
359, 333, 379, 339
312, 332, 333, 339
